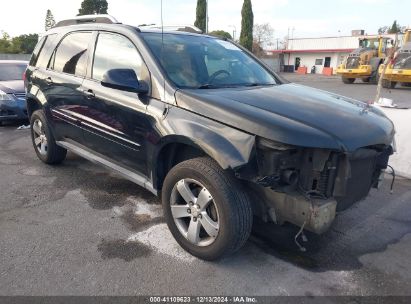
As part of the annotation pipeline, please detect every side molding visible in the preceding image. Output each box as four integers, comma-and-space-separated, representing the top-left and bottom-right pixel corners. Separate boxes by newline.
56, 140, 158, 196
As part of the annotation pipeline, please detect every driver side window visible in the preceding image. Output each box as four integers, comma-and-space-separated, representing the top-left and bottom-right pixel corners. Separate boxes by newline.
92, 33, 146, 82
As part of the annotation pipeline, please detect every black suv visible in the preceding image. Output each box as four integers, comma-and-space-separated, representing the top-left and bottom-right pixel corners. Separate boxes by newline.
25, 15, 394, 260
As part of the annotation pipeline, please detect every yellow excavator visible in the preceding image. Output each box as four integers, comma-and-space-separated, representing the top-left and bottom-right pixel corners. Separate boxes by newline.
337, 36, 393, 84
378, 29, 411, 88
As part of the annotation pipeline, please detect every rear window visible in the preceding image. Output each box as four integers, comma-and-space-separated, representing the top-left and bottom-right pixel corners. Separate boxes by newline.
50, 32, 92, 77
35, 34, 57, 68
29, 36, 46, 67
0, 63, 27, 81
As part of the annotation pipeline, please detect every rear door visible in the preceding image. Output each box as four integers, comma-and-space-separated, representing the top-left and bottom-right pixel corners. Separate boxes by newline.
45, 31, 93, 143
80, 32, 152, 174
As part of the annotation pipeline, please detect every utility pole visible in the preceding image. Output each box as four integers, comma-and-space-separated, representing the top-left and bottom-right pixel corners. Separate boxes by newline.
206, 0, 209, 34
229, 25, 237, 41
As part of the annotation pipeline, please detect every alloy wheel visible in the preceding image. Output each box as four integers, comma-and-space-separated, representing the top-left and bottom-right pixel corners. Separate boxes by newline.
32, 119, 48, 156
170, 178, 220, 247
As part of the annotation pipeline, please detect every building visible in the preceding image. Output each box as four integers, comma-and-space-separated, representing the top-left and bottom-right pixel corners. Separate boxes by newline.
267, 32, 399, 74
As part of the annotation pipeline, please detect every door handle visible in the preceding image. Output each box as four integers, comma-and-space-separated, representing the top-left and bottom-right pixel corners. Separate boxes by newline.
45, 77, 53, 85
83, 89, 95, 99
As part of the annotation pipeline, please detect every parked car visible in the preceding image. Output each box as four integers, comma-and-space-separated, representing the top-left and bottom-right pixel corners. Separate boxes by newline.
0, 60, 28, 125
25, 15, 394, 260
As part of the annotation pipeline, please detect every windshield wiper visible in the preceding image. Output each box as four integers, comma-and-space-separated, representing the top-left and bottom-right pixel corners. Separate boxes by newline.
243, 83, 275, 87
197, 84, 222, 89
197, 83, 275, 89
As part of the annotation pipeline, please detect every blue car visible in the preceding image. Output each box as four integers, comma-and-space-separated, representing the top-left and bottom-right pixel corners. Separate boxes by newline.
0, 60, 28, 125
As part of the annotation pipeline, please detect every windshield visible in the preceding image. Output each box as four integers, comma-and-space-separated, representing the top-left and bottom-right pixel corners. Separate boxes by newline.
393, 53, 411, 69
0, 63, 27, 81
141, 32, 277, 89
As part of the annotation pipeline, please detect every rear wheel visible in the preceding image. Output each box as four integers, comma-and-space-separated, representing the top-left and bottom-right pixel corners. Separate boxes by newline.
382, 79, 397, 89
162, 157, 253, 260
401, 82, 411, 87
361, 77, 370, 83
30, 110, 67, 164
342, 77, 355, 84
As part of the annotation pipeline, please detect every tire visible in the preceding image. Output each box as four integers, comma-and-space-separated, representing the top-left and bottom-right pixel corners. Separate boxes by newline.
30, 109, 67, 164
361, 77, 370, 83
401, 82, 411, 87
342, 77, 355, 84
382, 79, 397, 89
162, 157, 253, 260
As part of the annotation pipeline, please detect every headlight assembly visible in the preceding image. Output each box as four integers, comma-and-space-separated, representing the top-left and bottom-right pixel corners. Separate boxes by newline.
0, 89, 16, 101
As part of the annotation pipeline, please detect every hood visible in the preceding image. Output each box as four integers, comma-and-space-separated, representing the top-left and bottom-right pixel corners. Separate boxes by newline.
0, 80, 25, 93
175, 83, 395, 152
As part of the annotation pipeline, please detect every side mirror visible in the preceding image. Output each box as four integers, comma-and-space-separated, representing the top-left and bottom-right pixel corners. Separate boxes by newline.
101, 69, 148, 94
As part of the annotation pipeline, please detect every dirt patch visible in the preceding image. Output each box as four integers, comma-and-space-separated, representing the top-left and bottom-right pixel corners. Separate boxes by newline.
98, 239, 151, 261
120, 208, 164, 232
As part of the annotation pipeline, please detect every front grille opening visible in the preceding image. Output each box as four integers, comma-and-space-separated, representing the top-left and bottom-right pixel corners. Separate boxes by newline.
0, 109, 15, 116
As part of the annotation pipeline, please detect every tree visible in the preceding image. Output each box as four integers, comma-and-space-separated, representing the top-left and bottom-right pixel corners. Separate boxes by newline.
78, 0, 108, 16
240, 0, 254, 51
209, 30, 232, 40
388, 20, 400, 34
194, 0, 207, 33
378, 21, 405, 34
378, 26, 388, 35
253, 23, 274, 50
45, 9, 56, 31
11, 34, 39, 54
0, 32, 12, 53
0, 32, 38, 54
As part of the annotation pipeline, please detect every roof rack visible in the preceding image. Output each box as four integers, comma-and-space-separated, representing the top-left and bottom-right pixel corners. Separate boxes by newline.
54, 14, 120, 28
138, 24, 203, 34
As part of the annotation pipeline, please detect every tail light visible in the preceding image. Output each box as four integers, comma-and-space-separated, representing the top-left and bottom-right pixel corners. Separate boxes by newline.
22, 70, 26, 82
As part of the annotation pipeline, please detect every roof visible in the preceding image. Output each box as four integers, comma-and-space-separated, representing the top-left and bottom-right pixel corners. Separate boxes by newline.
0, 60, 28, 64
49, 14, 206, 37
44, 22, 213, 40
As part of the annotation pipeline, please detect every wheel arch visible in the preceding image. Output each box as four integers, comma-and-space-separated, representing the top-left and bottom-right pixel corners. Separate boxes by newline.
26, 97, 43, 119
26, 84, 48, 119
152, 132, 255, 190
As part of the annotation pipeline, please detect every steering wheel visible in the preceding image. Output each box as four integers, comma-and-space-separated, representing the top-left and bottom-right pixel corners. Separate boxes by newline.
208, 70, 231, 84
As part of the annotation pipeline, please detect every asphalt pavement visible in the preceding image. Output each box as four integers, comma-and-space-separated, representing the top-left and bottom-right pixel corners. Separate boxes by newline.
281, 73, 411, 108
1, 76, 411, 297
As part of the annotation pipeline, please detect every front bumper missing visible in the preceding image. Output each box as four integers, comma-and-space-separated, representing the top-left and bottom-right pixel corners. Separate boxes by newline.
256, 186, 337, 234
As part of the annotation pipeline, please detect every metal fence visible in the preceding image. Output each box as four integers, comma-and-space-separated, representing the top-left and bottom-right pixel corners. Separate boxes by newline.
260, 57, 281, 73
0, 54, 31, 61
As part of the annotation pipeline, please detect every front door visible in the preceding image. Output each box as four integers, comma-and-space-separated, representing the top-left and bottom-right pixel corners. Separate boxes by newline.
324, 57, 331, 68
295, 57, 301, 71
80, 32, 152, 175
45, 31, 93, 144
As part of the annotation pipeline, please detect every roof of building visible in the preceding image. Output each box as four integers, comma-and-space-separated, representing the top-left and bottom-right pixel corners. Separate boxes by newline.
267, 48, 356, 54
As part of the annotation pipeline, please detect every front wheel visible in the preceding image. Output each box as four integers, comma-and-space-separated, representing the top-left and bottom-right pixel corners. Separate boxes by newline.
30, 110, 67, 164
162, 157, 253, 260
342, 77, 355, 84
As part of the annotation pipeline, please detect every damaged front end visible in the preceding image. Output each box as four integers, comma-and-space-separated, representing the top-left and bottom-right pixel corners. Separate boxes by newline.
236, 138, 393, 234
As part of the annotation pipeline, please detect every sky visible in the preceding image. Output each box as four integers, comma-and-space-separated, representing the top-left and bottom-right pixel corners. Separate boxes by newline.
1, 0, 410, 47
